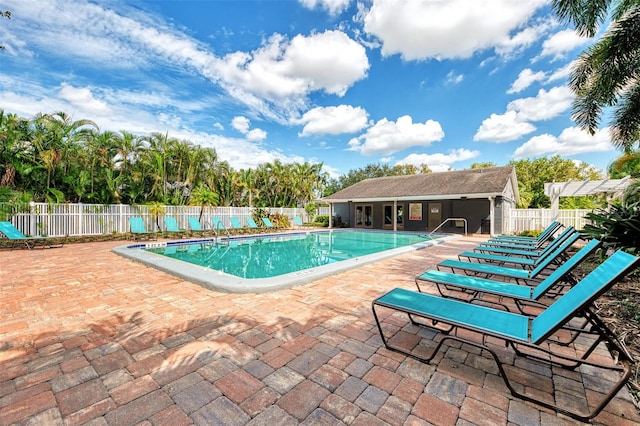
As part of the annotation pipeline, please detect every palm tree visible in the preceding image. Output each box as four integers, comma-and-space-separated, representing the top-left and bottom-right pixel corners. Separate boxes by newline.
189, 185, 219, 220
552, 0, 640, 151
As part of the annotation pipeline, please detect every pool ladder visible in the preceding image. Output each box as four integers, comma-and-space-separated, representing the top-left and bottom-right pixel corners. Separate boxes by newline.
213, 223, 231, 244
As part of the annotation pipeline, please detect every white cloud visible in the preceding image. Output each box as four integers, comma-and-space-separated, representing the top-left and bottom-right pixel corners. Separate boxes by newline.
513, 127, 615, 159
362, 0, 547, 60
297, 105, 369, 136
395, 149, 480, 172
536, 29, 590, 61
475, 86, 573, 142
445, 71, 464, 85
58, 83, 111, 115
299, 0, 350, 15
232, 116, 267, 141
507, 68, 547, 94
232, 116, 251, 134
348, 115, 444, 155
546, 62, 574, 83
507, 86, 573, 121
474, 111, 537, 142
3, 0, 369, 121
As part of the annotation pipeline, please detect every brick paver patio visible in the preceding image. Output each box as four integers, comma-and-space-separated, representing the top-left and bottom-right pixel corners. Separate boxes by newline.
1, 235, 638, 425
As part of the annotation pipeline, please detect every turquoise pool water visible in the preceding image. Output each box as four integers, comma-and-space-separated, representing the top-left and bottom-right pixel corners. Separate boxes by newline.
148, 230, 435, 279
113, 229, 458, 293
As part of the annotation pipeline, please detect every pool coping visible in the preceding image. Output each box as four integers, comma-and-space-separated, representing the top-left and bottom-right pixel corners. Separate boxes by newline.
112, 229, 461, 293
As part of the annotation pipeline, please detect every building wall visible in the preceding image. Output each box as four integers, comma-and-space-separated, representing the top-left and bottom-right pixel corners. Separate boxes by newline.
338, 198, 502, 234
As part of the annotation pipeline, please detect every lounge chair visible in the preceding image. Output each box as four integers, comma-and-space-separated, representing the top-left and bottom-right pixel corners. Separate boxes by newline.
416, 239, 602, 314
457, 227, 578, 268
486, 221, 562, 244
0, 221, 66, 250
230, 217, 252, 234
187, 216, 207, 237
436, 232, 581, 283
473, 225, 576, 258
129, 217, 157, 241
245, 217, 260, 230
163, 217, 187, 238
372, 249, 639, 422
293, 216, 304, 227
261, 217, 275, 228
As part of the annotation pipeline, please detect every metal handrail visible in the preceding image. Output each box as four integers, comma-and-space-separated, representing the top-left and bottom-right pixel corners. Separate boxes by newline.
428, 217, 467, 236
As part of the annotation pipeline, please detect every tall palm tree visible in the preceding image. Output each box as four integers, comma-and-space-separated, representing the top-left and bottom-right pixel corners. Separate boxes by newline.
552, 0, 640, 151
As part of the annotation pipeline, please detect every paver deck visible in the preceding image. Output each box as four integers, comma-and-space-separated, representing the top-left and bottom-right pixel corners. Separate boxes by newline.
1, 236, 638, 425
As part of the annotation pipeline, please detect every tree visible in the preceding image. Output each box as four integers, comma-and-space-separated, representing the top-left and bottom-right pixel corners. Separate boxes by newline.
552, 0, 640, 151
189, 185, 219, 220
509, 156, 604, 208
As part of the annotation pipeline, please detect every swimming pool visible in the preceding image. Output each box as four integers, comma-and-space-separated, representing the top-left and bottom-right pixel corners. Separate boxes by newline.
113, 229, 459, 293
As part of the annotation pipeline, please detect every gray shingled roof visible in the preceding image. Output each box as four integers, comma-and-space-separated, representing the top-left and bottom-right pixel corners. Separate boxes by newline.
322, 166, 517, 201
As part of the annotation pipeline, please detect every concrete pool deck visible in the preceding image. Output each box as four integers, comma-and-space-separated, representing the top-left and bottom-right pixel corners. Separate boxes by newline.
1, 235, 638, 425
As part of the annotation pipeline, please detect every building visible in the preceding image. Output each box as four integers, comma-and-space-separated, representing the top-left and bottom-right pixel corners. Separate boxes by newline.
320, 166, 520, 235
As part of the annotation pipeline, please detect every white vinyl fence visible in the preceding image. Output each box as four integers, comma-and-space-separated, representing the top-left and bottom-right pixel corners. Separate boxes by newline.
506, 208, 592, 234
0, 202, 321, 237
0, 202, 590, 237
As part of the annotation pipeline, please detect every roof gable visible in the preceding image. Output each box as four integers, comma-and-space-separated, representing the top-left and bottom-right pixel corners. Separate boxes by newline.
323, 166, 519, 201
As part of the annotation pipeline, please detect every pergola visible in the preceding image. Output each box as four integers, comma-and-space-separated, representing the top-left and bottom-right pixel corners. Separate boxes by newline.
544, 177, 634, 219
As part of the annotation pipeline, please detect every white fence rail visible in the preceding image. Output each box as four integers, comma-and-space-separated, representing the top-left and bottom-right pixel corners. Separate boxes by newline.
506, 208, 592, 234
0, 203, 320, 237
0, 202, 590, 237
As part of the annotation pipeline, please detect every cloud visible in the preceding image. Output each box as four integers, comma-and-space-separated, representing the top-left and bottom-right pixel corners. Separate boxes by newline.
536, 29, 590, 61
299, 0, 350, 15
474, 111, 537, 142
395, 149, 480, 172
507, 86, 573, 121
361, 0, 547, 60
445, 71, 464, 85
474, 86, 573, 142
507, 68, 547, 94
3, 1, 369, 121
348, 115, 444, 155
58, 83, 111, 115
513, 126, 615, 158
297, 105, 369, 136
232, 116, 267, 141
546, 61, 574, 83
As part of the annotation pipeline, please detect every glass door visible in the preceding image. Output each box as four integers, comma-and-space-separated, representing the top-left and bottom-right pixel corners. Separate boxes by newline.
384, 204, 404, 229
355, 204, 373, 228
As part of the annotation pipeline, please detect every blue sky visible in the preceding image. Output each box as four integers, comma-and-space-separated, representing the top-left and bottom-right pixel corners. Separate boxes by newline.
0, 0, 620, 178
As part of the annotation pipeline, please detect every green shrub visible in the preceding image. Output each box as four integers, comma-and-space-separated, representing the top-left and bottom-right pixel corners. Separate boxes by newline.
580, 202, 640, 255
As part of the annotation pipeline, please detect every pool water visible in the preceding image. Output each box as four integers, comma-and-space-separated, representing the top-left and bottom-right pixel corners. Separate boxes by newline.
147, 230, 436, 279
114, 229, 458, 293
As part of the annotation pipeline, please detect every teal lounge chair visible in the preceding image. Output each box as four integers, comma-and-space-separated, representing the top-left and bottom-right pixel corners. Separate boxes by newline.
246, 217, 260, 230
473, 229, 574, 257
163, 217, 186, 238
129, 217, 157, 241
373, 250, 639, 422
230, 217, 251, 234
0, 221, 65, 250
486, 221, 562, 244
261, 217, 275, 228
211, 217, 224, 230
417, 239, 602, 314
187, 217, 207, 236
437, 232, 581, 283
458, 227, 578, 267
293, 216, 306, 227
477, 222, 568, 251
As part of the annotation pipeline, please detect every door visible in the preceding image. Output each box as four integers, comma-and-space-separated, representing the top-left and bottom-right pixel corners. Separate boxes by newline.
428, 203, 441, 231
355, 204, 373, 228
384, 204, 404, 229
